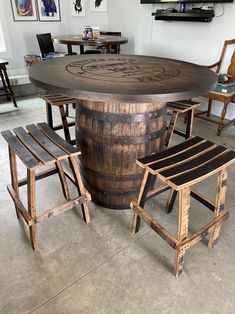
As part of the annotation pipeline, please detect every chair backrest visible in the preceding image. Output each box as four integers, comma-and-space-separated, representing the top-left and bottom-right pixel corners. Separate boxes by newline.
100, 31, 121, 37
100, 31, 122, 54
214, 39, 235, 76
36, 33, 55, 59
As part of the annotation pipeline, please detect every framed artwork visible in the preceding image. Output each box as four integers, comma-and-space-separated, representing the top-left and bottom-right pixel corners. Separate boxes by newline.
10, 0, 38, 21
90, 0, 107, 12
71, 0, 85, 17
36, 0, 61, 21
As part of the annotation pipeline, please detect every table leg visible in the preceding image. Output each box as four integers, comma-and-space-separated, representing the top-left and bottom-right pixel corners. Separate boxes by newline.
67, 44, 73, 55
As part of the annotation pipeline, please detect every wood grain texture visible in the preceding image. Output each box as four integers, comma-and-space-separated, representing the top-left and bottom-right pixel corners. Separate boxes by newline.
29, 54, 217, 103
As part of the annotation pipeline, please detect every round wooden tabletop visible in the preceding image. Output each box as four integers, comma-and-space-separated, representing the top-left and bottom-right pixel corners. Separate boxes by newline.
29, 54, 217, 103
53, 35, 128, 47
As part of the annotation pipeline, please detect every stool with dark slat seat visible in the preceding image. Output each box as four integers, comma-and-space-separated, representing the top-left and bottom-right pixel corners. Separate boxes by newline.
165, 100, 200, 148
1, 122, 91, 251
39, 93, 77, 145
131, 136, 235, 277
0, 59, 17, 108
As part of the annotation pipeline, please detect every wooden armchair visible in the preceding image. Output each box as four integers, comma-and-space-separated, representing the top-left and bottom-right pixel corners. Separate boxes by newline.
195, 39, 235, 135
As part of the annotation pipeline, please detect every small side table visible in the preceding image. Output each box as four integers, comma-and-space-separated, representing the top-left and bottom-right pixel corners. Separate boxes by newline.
0, 59, 17, 107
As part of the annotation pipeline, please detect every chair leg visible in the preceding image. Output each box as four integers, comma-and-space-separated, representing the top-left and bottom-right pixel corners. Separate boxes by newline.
46, 102, 53, 128
56, 160, 70, 200
185, 108, 194, 139
27, 169, 38, 251
165, 111, 178, 149
174, 187, 190, 277
208, 168, 227, 249
59, 105, 72, 143
69, 156, 90, 224
131, 170, 156, 233
207, 99, 212, 117
217, 102, 229, 136
3, 68, 17, 107
8, 147, 22, 220
166, 189, 178, 214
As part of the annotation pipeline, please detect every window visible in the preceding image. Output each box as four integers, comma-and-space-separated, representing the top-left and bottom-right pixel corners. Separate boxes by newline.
0, 20, 6, 52
0, 1, 12, 57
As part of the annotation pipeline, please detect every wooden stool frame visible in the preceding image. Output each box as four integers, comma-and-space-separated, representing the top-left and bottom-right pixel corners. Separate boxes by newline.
2, 123, 91, 251
39, 93, 77, 145
165, 100, 200, 148
131, 137, 235, 276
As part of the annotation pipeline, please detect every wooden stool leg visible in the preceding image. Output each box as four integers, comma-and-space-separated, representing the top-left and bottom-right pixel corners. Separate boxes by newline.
207, 99, 212, 117
69, 156, 90, 224
3, 68, 17, 107
46, 102, 53, 128
27, 169, 38, 251
59, 105, 72, 143
185, 108, 194, 139
166, 189, 178, 214
165, 111, 178, 149
56, 160, 70, 200
8, 147, 22, 220
208, 168, 227, 249
131, 170, 156, 233
174, 187, 190, 277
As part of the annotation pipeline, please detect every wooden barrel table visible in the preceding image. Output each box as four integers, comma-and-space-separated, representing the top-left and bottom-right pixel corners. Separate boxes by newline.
29, 55, 217, 209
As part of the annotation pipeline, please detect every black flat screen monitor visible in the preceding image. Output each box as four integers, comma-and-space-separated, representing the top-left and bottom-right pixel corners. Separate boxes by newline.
141, 0, 233, 3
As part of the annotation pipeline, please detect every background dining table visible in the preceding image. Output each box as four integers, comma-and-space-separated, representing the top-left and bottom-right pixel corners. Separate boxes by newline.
29, 54, 217, 209
53, 35, 128, 55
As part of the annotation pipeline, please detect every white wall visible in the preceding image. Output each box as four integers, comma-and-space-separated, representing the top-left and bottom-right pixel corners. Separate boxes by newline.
1, 0, 107, 68
107, 0, 235, 118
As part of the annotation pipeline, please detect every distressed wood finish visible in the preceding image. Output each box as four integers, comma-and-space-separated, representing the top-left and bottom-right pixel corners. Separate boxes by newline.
165, 99, 200, 148
131, 136, 235, 276
77, 100, 166, 208
1, 124, 91, 251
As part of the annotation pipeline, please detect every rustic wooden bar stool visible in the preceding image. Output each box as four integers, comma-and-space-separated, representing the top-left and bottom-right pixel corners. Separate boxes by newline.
0, 59, 17, 108
1, 122, 91, 251
39, 93, 77, 145
131, 136, 235, 276
165, 100, 200, 148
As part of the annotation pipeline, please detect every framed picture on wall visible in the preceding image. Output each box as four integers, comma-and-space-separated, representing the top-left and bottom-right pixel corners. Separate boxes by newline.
90, 0, 107, 12
36, 0, 61, 21
10, 0, 38, 21
71, 0, 86, 16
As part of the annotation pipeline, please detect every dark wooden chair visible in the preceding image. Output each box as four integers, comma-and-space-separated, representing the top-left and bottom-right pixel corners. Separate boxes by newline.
0, 59, 17, 108
195, 39, 235, 135
38, 93, 77, 145
165, 99, 200, 148
131, 136, 235, 276
81, 31, 122, 55
1, 123, 91, 251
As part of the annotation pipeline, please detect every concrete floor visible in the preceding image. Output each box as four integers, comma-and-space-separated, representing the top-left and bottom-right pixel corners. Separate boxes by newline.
0, 97, 235, 314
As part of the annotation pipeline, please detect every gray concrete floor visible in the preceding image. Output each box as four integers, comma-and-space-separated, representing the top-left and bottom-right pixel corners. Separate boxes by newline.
0, 97, 235, 314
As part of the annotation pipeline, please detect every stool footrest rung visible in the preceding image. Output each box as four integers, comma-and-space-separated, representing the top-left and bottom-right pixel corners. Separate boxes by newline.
35, 195, 90, 223
7, 185, 33, 226
179, 210, 229, 251
131, 199, 178, 249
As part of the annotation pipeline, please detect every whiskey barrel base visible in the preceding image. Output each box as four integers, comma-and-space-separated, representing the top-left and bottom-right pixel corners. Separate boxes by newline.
76, 100, 166, 209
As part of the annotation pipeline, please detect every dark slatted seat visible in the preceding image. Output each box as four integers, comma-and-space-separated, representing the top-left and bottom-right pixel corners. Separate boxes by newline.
165, 99, 200, 148
39, 93, 78, 145
131, 136, 235, 277
1, 123, 91, 251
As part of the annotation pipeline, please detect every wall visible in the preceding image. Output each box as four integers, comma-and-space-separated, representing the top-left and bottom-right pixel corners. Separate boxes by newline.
1, 0, 107, 68
107, 0, 235, 118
